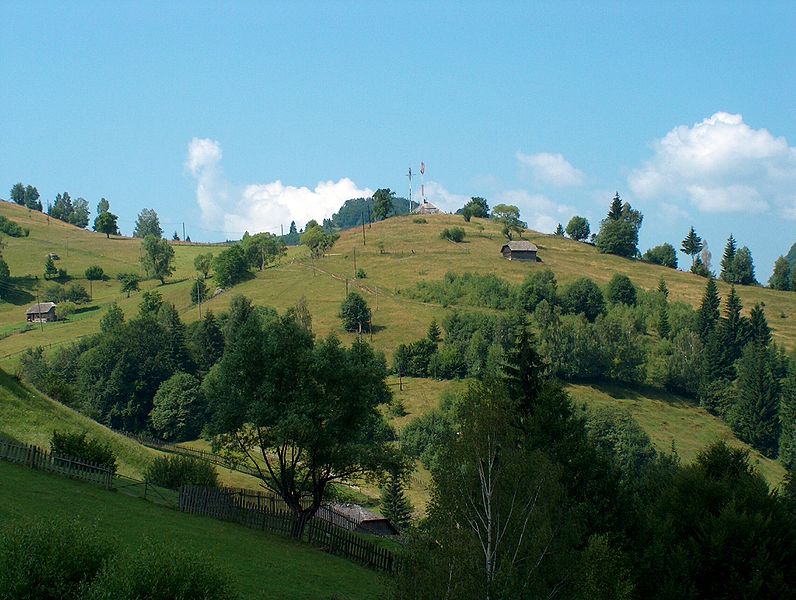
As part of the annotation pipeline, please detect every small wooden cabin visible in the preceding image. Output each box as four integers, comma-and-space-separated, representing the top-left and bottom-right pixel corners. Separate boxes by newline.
329, 503, 400, 536
26, 302, 57, 323
500, 240, 538, 261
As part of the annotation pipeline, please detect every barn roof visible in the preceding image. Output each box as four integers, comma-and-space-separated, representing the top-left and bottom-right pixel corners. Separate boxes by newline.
501, 241, 538, 252
329, 502, 388, 524
26, 302, 57, 315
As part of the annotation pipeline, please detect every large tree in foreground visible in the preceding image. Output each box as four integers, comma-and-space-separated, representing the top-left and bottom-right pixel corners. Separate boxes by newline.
204, 311, 393, 538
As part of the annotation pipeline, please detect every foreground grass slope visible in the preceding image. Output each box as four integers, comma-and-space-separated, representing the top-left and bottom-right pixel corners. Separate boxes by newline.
0, 461, 386, 600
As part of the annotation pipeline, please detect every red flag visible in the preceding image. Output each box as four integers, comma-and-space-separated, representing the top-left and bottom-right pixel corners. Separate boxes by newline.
420, 161, 425, 175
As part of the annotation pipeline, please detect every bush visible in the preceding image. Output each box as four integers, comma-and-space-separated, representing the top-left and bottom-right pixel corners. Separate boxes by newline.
355, 268, 366, 279
412, 217, 427, 224
409, 272, 514, 310
0, 517, 113, 600
0, 214, 28, 237
439, 227, 465, 243
84, 265, 105, 281
561, 278, 605, 322
144, 455, 219, 490
50, 431, 117, 474
83, 541, 238, 600
190, 277, 208, 304
57, 301, 78, 318
606, 273, 637, 306
339, 291, 371, 332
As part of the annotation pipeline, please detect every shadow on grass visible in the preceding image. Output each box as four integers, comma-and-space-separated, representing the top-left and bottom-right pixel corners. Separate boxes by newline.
581, 379, 698, 408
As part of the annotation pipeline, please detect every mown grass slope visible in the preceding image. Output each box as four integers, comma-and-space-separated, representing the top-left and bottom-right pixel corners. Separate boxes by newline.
0, 460, 386, 600
2, 202, 793, 371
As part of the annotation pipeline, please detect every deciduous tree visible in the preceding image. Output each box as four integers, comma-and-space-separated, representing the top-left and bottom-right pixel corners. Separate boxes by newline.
133, 208, 162, 239
140, 235, 175, 284
565, 215, 590, 241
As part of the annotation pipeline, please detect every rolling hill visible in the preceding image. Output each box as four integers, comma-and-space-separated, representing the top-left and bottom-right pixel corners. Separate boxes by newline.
0, 200, 792, 497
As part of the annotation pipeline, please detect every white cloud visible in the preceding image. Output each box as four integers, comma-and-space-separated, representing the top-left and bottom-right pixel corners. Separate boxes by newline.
185, 138, 372, 235
517, 151, 585, 186
500, 189, 575, 233
422, 181, 470, 212
629, 112, 796, 217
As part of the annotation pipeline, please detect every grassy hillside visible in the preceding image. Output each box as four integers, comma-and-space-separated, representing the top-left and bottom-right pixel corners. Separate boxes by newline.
1, 201, 793, 371
0, 201, 790, 497
0, 367, 272, 489
0, 460, 386, 600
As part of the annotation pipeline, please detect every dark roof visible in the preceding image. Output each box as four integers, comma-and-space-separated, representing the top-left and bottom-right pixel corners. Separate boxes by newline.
26, 302, 57, 315
501, 241, 538, 252
329, 502, 388, 524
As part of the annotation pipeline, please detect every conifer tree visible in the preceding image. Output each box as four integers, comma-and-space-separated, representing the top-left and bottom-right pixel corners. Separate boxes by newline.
749, 303, 771, 346
697, 277, 721, 341
555, 223, 565, 236
380, 468, 413, 531
656, 306, 671, 340
720, 234, 737, 283
730, 342, 781, 458
191, 310, 225, 373
681, 226, 703, 268
157, 302, 193, 371
44, 256, 58, 280
608, 192, 623, 220
427, 319, 441, 344
657, 276, 669, 299
779, 370, 796, 470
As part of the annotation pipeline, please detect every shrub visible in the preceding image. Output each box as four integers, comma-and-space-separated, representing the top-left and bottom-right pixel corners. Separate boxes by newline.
84, 265, 105, 281
83, 541, 238, 600
0, 215, 27, 238
439, 227, 465, 243
144, 454, 219, 490
355, 268, 366, 279
0, 517, 113, 600
339, 291, 371, 332
413, 217, 427, 224
606, 273, 637, 306
561, 277, 605, 322
409, 271, 514, 310
50, 431, 117, 474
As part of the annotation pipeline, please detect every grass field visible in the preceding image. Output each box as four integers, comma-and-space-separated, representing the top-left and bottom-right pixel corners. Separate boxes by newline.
0, 460, 387, 600
1, 201, 793, 372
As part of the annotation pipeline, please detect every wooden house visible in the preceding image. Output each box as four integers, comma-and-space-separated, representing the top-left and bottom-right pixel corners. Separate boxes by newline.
500, 240, 538, 261
26, 302, 57, 323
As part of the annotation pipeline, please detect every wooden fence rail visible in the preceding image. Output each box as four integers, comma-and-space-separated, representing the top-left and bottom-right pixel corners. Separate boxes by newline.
0, 438, 113, 489
179, 485, 397, 573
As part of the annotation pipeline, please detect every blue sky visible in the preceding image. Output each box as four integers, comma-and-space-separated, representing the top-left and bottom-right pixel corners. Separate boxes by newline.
2, 2, 795, 278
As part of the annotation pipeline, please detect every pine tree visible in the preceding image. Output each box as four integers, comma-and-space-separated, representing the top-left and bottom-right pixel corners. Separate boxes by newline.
779, 370, 796, 470
749, 303, 771, 346
191, 310, 225, 372
44, 256, 58, 280
697, 277, 721, 341
657, 306, 671, 340
427, 319, 441, 344
608, 192, 623, 220
730, 343, 781, 458
681, 226, 703, 267
555, 223, 565, 236
380, 468, 413, 531
157, 302, 192, 371
657, 276, 669, 299
720, 234, 737, 283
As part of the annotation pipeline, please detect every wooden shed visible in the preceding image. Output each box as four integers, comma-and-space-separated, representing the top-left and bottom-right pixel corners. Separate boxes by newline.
500, 240, 538, 261
329, 502, 400, 536
26, 302, 57, 323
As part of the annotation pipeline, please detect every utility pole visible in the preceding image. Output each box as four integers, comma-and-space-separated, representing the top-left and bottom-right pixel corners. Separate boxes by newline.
197, 276, 202, 319
182, 222, 186, 242
281, 224, 284, 237
345, 278, 349, 297
376, 286, 378, 311
35, 291, 43, 333
361, 219, 366, 246
369, 317, 373, 342
353, 247, 357, 278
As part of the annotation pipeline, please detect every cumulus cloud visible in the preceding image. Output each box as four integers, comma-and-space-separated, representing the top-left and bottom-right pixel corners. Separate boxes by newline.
500, 189, 576, 234
422, 181, 470, 212
517, 151, 585, 186
185, 138, 372, 235
629, 112, 796, 217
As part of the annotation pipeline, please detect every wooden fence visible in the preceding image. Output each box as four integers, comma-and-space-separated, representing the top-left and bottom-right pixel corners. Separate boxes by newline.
0, 438, 113, 488
179, 485, 397, 572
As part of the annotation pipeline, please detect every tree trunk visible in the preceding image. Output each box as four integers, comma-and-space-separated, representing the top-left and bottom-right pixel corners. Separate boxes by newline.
290, 506, 317, 539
